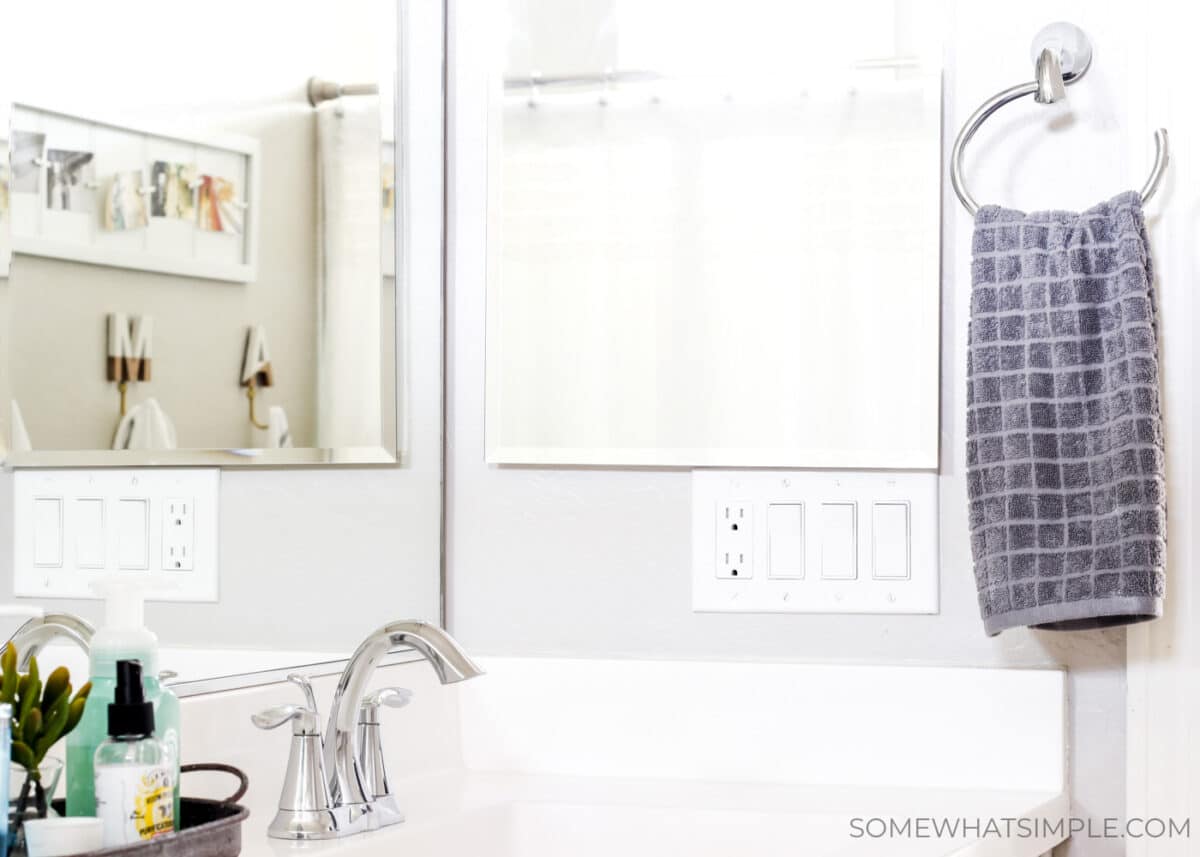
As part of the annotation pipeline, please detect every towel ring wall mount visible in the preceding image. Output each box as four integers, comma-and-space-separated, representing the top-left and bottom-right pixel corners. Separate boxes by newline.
951, 22, 1169, 216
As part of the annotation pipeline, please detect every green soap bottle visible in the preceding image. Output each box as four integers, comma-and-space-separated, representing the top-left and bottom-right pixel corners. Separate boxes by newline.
66, 580, 180, 827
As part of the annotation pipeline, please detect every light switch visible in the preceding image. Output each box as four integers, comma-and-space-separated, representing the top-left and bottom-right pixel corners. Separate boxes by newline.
767, 503, 804, 579
74, 499, 106, 569
14, 469, 220, 601
32, 497, 63, 567
820, 502, 857, 580
117, 498, 149, 570
872, 502, 911, 579
692, 470, 938, 615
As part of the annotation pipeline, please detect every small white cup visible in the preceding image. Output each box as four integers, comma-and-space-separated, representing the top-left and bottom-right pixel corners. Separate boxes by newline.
22, 817, 104, 857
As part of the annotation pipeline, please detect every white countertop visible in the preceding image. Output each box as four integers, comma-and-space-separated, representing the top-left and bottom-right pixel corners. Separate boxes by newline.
243, 771, 1068, 857
173, 656, 1069, 857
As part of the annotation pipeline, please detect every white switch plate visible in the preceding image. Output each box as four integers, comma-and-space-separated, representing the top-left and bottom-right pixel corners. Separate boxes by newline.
14, 469, 219, 602
692, 469, 938, 614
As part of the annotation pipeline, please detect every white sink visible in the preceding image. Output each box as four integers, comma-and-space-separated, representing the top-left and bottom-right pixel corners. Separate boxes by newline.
174, 657, 1067, 857
368, 797, 852, 857
282, 771, 1066, 857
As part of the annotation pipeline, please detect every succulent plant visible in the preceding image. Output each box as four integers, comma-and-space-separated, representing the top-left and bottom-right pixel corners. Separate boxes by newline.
1, 641, 91, 819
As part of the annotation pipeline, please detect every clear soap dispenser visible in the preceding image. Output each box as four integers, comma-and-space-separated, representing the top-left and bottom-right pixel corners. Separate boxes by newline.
67, 579, 180, 825
94, 660, 175, 847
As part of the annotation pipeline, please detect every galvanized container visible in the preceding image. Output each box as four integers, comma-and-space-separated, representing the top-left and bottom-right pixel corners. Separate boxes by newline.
48, 764, 249, 857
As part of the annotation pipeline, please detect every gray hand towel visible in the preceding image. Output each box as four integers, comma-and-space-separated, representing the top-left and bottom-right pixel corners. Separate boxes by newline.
967, 190, 1165, 635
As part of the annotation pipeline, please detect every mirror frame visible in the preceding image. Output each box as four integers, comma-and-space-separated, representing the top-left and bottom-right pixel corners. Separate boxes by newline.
168, 649, 429, 698
2, 0, 447, 698
1, 1, 430, 469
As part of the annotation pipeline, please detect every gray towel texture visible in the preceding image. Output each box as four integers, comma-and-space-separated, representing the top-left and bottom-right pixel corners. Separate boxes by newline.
967, 191, 1165, 635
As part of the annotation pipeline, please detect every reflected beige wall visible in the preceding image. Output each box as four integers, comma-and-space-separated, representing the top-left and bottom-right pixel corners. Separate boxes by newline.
4, 0, 396, 453
9, 106, 319, 450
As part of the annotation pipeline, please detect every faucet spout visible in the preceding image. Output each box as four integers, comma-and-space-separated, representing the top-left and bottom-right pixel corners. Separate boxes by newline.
7, 613, 95, 670
324, 621, 482, 812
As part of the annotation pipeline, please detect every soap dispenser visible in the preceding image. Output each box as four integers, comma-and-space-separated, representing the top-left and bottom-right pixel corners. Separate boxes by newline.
94, 660, 175, 846
66, 579, 180, 826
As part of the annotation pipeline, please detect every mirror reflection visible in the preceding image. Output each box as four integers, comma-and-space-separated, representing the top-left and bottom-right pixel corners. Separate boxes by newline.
0, 0, 399, 465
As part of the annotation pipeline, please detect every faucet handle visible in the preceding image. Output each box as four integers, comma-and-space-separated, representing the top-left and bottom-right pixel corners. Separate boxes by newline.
254, 702, 342, 840
358, 687, 413, 724
355, 687, 413, 807
252, 704, 319, 735
287, 673, 320, 715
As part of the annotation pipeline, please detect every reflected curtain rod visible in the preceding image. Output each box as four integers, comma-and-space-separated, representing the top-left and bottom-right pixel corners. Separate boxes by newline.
502, 58, 920, 92
307, 77, 380, 106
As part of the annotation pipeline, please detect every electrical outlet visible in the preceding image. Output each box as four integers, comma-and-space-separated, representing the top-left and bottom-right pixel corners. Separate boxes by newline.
162, 497, 194, 571
715, 500, 753, 579
693, 470, 939, 614
13, 469, 219, 602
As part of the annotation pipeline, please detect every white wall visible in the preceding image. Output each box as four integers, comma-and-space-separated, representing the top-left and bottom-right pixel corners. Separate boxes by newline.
446, 3, 1166, 854
1124, 2, 1198, 854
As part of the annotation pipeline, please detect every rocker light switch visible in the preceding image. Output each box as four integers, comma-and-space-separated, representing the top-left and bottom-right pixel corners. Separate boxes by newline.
74, 498, 106, 569
32, 498, 63, 567
872, 502, 911, 580
767, 503, 805, 579
117, 498, 150, 570
820, 502, 857, 580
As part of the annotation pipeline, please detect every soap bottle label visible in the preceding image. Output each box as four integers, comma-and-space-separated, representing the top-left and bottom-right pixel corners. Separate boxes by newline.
95, 765, 175, 845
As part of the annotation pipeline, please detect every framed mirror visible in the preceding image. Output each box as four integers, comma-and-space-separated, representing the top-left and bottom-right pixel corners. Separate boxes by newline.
0, 0, 438, 468
485, 0, 942, 469
0, 0, 446, 694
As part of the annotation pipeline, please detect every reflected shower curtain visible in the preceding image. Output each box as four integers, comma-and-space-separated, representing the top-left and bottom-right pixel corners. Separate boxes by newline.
316, 98, 382, 450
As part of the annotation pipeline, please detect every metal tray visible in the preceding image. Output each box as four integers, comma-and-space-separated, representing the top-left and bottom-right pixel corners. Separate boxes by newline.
48, 764, 249, 857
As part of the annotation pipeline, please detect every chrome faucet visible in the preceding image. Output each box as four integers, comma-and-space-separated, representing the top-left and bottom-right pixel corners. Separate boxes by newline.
252, 621, 482, 840
6, 612, 95, 670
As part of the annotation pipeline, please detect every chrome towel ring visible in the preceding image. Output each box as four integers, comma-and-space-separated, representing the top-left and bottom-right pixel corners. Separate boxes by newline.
950, 22, 1169, 216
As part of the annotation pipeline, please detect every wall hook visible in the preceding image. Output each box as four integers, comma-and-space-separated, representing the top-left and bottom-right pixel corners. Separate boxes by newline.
246, 380, 270, 430
241, 325, 274, 430
107, 313, 152, 417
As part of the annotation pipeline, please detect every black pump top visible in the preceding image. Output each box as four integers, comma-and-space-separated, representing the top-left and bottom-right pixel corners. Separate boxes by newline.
108, 659, 155, 739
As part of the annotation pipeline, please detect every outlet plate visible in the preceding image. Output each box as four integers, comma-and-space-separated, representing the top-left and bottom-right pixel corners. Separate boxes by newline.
162, 498, 195, 571
692, 469, 939, 614
715, 501, 753, 579
14, 469, 219, 602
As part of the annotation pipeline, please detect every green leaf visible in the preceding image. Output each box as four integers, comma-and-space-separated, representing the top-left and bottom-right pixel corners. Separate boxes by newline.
35, 696, 70, 760
43, 687, 70, 722
25, 656, 38, 693
64, 696, 88, 736
18, 676, 41, 724
16, 675, 31, 716
17, 657, 40, 723
11, 740, 34, 771
21, 708, 41, 745
73, 681, 92, 703
0, 643, 16, 703
41, 666, 70, 712
43, 694, 68, 736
